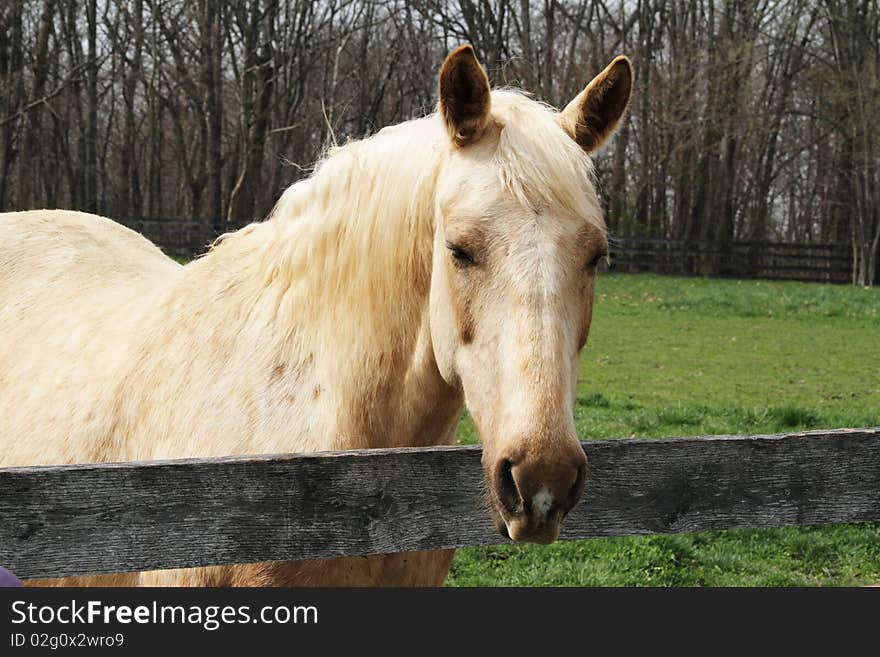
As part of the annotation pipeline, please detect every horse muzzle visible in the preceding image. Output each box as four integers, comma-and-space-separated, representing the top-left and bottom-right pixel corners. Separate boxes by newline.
485, 440, 587, 544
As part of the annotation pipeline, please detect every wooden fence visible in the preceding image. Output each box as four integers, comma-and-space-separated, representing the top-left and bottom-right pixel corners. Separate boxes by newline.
608, 238, 854, 283
1, 427, 878, 580
118, 218, 210, 258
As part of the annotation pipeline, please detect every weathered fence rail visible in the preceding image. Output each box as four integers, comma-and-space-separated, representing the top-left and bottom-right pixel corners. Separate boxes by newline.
1, 428, 878, 580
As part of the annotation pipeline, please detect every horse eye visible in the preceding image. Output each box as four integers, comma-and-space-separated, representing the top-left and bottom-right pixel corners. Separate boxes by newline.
587, 249, 608, 270
446, 241, 476, 267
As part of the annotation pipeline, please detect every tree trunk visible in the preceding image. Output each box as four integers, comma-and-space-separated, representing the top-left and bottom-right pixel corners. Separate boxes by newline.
85, 0, 98, 213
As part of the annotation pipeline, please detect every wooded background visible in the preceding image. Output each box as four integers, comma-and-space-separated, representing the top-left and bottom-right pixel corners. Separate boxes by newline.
1, 1, 878, 285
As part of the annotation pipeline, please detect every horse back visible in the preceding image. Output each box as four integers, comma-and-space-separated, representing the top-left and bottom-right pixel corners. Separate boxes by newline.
0, 210, 181, 468
0, 210, 177, 286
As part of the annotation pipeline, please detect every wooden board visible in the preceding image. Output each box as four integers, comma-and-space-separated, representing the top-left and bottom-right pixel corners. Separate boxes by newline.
1, 428, 878, 579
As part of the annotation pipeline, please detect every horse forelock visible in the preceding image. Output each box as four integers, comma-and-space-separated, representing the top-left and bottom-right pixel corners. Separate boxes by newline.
490, 90, 605, 234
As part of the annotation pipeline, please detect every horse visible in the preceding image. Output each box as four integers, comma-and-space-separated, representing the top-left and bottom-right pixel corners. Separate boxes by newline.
0, 45, 632, 586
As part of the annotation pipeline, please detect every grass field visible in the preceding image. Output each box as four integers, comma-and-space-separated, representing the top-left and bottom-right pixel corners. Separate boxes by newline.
446, 273, 880, 586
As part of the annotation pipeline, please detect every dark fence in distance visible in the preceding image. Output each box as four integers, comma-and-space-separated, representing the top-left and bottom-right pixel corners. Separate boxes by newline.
118, 219, 855, 284
118, 218, 215, 258
1, 428, 878, 580
608, 238, 853, 283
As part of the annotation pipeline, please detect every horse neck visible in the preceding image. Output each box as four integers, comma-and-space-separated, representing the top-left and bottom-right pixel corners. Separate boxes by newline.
180, 117, 455, 449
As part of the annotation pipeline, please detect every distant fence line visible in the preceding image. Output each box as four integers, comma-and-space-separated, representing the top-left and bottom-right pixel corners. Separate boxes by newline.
119, 218, 212, 258
120, 218, 854, 283
607, 237, 853, 284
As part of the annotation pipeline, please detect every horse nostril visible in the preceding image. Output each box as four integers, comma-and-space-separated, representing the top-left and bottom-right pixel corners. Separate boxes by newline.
563, 460, 588, 512
495, 458, 522, 515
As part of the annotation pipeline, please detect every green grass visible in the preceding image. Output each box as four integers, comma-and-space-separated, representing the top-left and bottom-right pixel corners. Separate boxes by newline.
446, 274, 880, 586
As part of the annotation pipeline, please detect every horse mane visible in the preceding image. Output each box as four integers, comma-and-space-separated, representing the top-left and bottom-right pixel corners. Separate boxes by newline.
490, 90, 604, 228
202, 89, 605, 361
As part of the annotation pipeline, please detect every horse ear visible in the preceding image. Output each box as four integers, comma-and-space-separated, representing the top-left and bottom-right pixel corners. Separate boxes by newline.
559, 56, 633, 153
438, 45, 492, 147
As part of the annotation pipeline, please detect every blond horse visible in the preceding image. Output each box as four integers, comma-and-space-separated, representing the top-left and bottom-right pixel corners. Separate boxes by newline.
0, 46, 632, 586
